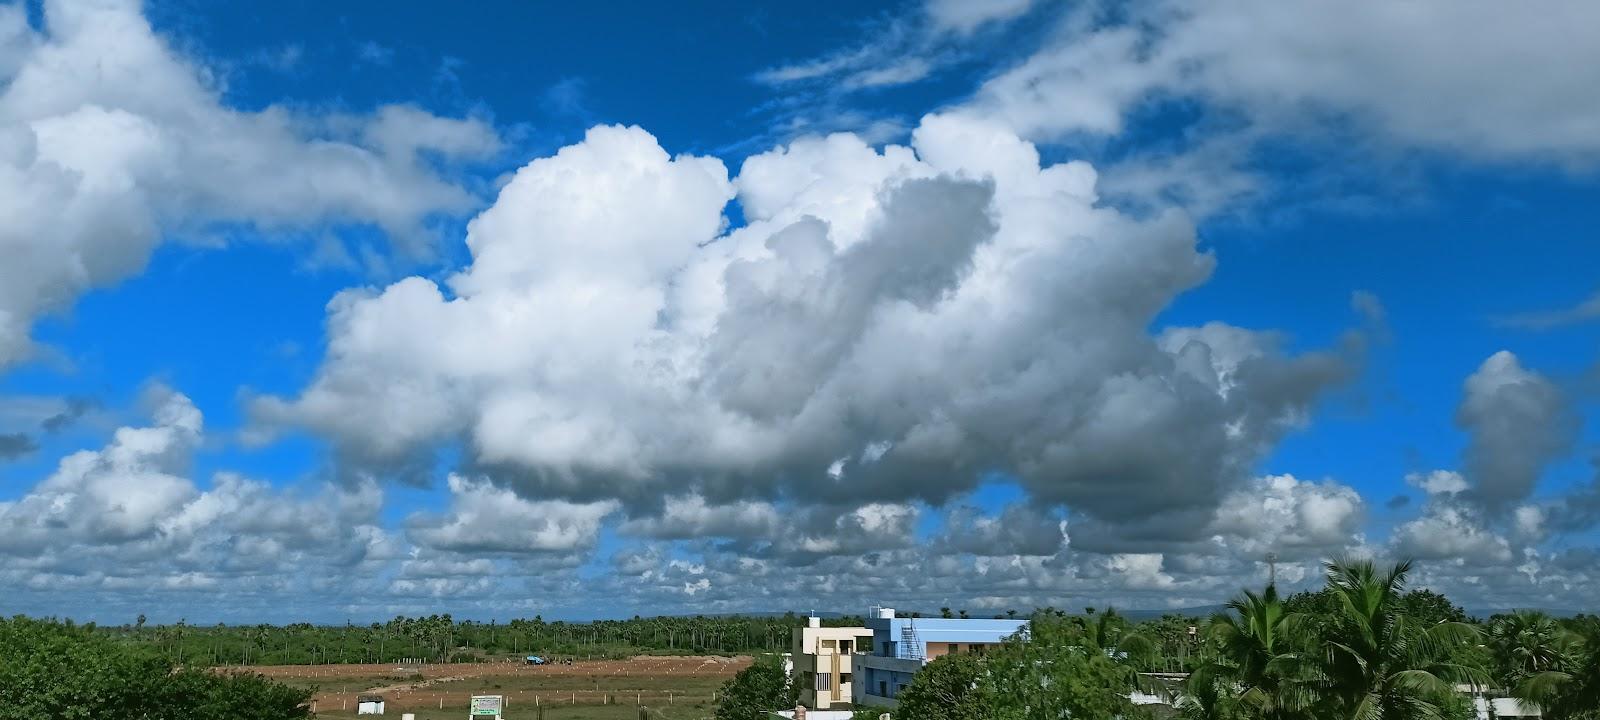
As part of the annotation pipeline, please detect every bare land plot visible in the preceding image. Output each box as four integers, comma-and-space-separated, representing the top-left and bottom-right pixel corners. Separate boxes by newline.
313, 706, 714, 720
238, 655, 750, 717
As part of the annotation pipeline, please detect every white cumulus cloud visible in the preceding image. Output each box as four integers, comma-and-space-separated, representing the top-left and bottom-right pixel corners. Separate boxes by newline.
0, 0, 499, 367
254, 114, 1353, 551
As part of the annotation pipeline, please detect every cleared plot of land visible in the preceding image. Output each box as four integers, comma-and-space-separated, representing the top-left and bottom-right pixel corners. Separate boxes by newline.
313, 707, 714, 720
243, 655, 750, 719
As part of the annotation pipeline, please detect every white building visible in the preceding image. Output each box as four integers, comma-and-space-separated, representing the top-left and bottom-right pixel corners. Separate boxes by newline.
355, 694, 385, 715
1456, 685, 1540, 719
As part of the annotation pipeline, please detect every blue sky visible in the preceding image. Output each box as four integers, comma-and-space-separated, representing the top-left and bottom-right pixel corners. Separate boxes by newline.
1, 0, 1598, 623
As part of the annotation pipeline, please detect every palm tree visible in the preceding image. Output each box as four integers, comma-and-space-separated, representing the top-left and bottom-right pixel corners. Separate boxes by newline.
1176, 664, 1245, 720
1488, 610, 1572, 684
171, 620, 188, 664
1077, 607, 1158, 668
1318, 558, 1485, 720
1192, 583, 1312, 720
1513, 616, 1600, 720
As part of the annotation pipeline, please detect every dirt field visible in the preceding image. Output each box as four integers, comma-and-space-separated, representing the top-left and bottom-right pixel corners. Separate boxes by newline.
236, 655, 751, 718
312, 708, 716, 720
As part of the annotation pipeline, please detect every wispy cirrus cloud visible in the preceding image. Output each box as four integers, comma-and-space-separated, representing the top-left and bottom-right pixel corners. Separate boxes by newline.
1493, 291, 1600, 330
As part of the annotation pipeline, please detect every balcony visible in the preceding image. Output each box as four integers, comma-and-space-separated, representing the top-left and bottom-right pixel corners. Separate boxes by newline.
796, 651, 855, 675
856, 654, 923, 674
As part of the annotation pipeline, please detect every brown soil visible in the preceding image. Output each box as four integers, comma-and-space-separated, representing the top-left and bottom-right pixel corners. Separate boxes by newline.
233, 655, 752, 713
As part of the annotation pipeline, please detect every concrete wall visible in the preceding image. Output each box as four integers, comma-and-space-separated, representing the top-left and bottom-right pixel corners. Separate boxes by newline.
925, 640, 1003, 659
792, 623, 873, 657
852, 653, 924, 708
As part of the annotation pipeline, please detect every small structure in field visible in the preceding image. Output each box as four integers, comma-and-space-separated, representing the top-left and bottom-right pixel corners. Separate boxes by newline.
470, 694, 504, 718
764, 711, 859, 720
356, 694, 385, 714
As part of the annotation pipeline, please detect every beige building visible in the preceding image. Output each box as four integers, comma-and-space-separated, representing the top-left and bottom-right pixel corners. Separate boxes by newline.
791, 617, 873, 709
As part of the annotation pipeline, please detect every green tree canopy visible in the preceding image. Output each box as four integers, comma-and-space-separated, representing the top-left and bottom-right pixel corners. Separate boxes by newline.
896, 652, 990, 720
1195, 583, 1316, 720
1489, 610, 1573, 685
1396, 589, 1468, 627
1513, 615, 1600, 720
985, 612, 1148, 720
0, 616, 309, 720
1183, 559, 1503, 720
714, 654, 797, 720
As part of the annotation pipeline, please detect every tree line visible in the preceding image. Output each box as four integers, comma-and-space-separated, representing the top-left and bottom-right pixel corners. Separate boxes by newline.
101, 612, 866, 666
714, 559, 1600, 720
0, 616, 310, 720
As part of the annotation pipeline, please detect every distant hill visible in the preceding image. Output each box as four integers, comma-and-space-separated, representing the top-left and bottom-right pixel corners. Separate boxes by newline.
1118, 606, 1225, 621
1466, 607, 1592, 620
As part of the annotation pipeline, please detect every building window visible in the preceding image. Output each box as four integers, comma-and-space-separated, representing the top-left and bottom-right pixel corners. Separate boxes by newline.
839, 640, 853, 654
816, 673, 832, 691
879, 680, 887, 698
840, 673, 852, 685
821, 639, 837, 652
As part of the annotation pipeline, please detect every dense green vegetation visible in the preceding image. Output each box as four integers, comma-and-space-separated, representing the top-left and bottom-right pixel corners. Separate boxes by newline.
1178, 559, 1599, 720
99, 613, 862, 666
869, 559, 1600, 720
713, 655, 798, 720
0, 616, 310, 720
891, 652, 988, 720
14, 559, 1599, 719
1498, 611, 1600, 719
984, 612, 1152, 719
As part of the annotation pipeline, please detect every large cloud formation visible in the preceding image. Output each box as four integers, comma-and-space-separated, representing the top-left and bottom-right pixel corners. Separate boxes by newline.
4, 0, 1599, 620
1388, 353, 1598, 610
0, 389, 400, 617
0, 0, 498, 367
762, 0, 1600, 215
255, 114, 1352, 549
963, 0, 1600, 162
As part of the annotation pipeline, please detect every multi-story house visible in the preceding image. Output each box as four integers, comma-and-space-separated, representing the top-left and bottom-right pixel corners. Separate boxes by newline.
852, 607, 1027, 708
791, 617, 875, 709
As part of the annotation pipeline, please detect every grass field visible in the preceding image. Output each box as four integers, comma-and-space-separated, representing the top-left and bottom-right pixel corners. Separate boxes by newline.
241, 655, 749, 719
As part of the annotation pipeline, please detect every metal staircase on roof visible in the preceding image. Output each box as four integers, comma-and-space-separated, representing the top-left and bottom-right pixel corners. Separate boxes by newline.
898, 618, 924, 662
